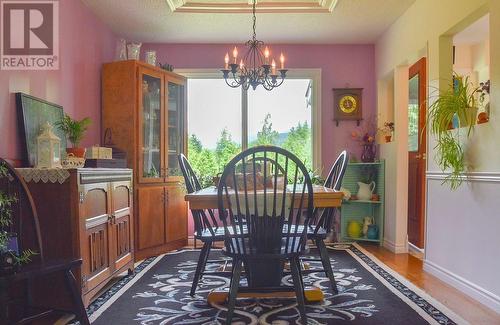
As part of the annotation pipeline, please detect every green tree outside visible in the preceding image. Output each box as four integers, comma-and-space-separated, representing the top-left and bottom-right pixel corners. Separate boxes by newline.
187, 114, 312, 187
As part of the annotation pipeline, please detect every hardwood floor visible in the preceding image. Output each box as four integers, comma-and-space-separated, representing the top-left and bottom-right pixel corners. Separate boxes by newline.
360, 243, 500, 325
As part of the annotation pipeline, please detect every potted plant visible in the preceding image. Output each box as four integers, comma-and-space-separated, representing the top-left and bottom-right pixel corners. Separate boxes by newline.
56, 114, 91, 158
0, 163, 35, 274
428, 74, 479, 190
379, 122, 394, 142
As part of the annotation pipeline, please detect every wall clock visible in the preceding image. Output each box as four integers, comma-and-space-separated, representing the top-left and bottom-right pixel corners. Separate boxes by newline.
333, 88, 363, 126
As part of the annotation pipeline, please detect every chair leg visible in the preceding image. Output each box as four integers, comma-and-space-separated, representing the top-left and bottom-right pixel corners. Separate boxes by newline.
290, 257, 307, 324
226, 258, 242, 325
190, 241, 211, 297
64, 269, 90, 325
201, 241, 213, 274
316, 238, 338, 294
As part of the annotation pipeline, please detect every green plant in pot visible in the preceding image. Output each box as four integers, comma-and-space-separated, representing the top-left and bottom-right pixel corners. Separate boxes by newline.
0, 163, 35, 274
56, 114, 91, 158
428, 74, 479, 190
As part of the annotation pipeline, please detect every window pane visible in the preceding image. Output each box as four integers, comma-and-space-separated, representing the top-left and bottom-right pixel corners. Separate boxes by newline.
187, 79, 242, 186
247, 79, 313, 170
408, 75, 419, 152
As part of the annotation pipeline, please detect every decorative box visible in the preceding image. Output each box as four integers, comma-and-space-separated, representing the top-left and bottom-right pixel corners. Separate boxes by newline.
86, 146, 112, 159
99, 147, 113, 159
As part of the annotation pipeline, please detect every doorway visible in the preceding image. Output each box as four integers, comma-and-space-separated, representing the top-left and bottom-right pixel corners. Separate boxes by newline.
407, 57, 426, 250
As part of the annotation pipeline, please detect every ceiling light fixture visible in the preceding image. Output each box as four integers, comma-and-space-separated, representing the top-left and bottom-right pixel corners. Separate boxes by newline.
221, 0, 287, 91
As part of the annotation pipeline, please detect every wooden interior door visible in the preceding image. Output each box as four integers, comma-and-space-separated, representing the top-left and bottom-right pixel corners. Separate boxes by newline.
137, 186, 165, 249
165, 185, 187, 243
407, 57, 427, 249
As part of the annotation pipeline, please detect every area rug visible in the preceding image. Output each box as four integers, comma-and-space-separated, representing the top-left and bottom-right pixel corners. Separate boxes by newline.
85, 243, 466, 325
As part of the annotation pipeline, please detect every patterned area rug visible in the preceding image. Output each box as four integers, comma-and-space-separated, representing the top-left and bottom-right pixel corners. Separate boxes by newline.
86, 244, 466, 325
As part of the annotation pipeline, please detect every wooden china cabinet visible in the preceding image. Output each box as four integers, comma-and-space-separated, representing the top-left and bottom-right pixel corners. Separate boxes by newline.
102, 60, 188, 260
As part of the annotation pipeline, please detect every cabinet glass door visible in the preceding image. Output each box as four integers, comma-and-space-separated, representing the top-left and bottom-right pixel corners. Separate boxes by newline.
166, 81, 185, 178
140, 71, 164, 182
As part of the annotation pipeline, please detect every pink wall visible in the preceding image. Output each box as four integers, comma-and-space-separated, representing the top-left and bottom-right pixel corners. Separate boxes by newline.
0, 0, 116, 161
142, 43, 376, 235
142, 43, 376, 170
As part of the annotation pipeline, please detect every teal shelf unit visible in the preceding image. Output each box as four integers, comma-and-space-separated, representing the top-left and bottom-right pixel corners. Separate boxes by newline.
340, 160, 385, 245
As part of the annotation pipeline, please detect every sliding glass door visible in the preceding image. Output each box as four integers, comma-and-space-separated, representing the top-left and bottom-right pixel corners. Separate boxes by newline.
187, 77, 313, 185
247, 79, 312, 170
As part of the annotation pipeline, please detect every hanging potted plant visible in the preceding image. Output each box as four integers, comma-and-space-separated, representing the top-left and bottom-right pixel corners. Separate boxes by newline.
428, 74, 479, 190
56, 114, 92, 158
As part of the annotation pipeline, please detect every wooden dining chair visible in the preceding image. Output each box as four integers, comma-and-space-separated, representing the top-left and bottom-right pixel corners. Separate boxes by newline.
217, 146, 314, 324
302, 150, 349, 294
0, 158, 89, 324
178, 154, 227, 297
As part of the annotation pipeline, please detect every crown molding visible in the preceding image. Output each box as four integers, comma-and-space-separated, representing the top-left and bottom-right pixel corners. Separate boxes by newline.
166, 0, 339, 13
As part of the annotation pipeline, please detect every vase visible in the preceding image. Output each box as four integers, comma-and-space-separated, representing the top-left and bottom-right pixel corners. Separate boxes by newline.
362, 216, 374, 236
66, 147, 86, 158
145, 51, 157, 66
347, 221, 362, 238
361, 144, 376, 162
127, 42, 142, 60
366, 224, 379, 240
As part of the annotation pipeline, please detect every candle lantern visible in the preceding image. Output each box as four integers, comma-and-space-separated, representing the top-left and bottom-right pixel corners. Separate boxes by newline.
36, 122, 62, 168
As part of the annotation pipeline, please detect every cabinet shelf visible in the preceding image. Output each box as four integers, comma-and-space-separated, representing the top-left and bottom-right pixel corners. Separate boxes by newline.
340, 160, 385, 246
345, 200, 381, 204
343, 236, 381, 243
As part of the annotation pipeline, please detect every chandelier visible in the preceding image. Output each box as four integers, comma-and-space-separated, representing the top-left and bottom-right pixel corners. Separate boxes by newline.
221, 0, 287, 91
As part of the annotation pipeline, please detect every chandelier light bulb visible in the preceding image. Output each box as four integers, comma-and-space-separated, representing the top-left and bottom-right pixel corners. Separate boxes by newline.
271, 59, 276, 75
240, 59, 244, 70
280, 53, 285, 69
233, 47, 238, 63
264, 47, 270, 63
224, 53, 229, 69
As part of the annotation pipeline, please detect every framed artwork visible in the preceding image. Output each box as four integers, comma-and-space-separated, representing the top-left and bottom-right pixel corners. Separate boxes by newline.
333, 88, 363, 126
16, 93, 66, 167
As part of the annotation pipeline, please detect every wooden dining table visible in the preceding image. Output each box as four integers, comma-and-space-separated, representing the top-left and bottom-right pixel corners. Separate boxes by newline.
184, 184, 344, 303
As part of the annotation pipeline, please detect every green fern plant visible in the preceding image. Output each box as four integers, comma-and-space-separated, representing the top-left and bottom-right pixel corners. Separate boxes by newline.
0, 163, 36, 265
428, 74, 479, 190
55, 114, 91, 147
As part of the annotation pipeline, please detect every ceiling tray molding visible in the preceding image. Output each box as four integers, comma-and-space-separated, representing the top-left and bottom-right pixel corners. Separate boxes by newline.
166, 0, 339, 13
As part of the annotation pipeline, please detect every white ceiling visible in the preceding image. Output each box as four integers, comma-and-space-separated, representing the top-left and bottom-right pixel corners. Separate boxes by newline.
82, 0, 415, 44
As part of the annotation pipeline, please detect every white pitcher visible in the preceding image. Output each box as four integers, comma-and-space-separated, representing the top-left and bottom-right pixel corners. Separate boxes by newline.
357, 181, 375, 201
362, 216, 374, 236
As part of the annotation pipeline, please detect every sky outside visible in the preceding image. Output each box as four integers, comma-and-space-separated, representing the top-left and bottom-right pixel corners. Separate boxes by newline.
187, 79, 311, 149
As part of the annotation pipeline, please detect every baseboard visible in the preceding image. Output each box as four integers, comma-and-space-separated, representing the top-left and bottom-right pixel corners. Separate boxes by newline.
408, 242, 424, 258
424, 259, 500, 314
383, 238, 408, 254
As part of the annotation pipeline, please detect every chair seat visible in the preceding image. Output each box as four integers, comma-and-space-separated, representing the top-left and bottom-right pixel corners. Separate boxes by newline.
0, 258, 82, 282
195, 225, 249, 241
285, 225, 328, 238
222, 237, 308, 259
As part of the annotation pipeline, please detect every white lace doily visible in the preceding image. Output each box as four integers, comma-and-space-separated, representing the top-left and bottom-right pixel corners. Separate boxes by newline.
16, 168, 71, 184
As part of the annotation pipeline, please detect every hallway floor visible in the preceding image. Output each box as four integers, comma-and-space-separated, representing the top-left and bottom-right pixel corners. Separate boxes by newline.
360, 243, 500, 325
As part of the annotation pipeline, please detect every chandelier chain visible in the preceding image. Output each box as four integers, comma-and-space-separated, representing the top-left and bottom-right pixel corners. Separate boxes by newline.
252, 0, 257, 41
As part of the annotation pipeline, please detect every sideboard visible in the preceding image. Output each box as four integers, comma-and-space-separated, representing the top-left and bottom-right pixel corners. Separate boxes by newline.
18, 168, 134, 307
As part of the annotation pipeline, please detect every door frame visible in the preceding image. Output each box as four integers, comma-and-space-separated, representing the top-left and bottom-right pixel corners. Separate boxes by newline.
408, 57, 427, 250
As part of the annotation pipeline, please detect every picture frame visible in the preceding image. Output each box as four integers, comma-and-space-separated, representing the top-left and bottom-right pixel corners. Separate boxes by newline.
16, 93, 66, 167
